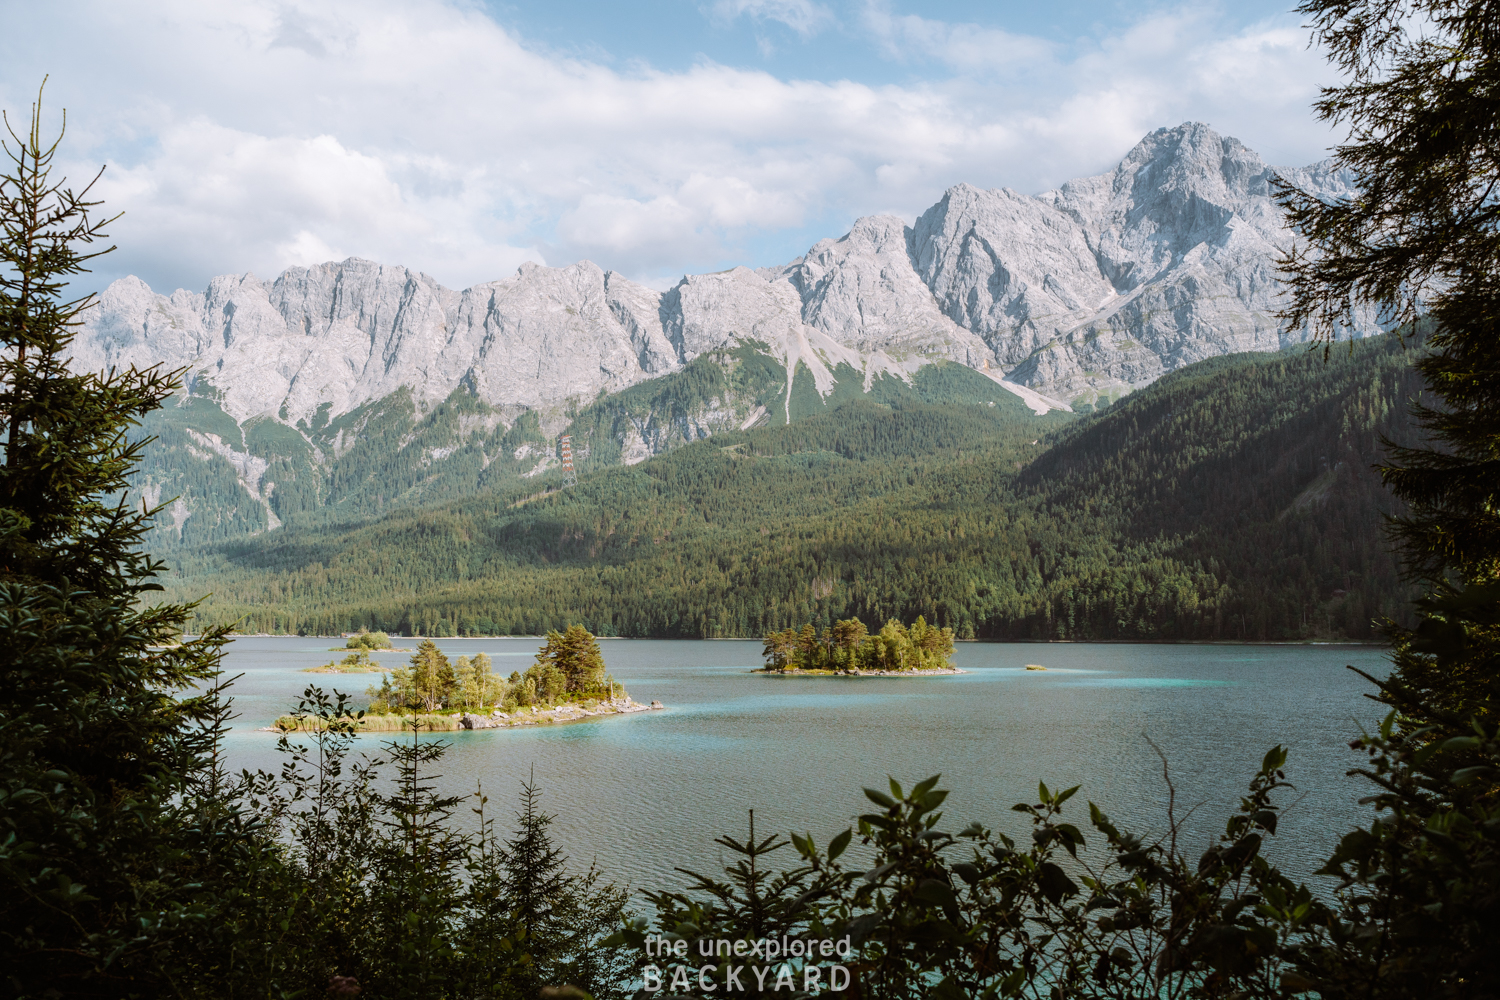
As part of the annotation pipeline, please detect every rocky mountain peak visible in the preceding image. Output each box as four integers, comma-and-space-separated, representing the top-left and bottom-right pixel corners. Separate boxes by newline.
73, 122, 1377, 425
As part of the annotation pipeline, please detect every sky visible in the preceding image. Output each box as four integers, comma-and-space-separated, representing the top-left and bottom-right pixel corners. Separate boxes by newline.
0, 0, 1341, 295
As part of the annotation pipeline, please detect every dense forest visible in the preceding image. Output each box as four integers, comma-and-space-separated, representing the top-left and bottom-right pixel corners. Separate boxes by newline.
158, 334, 1423, 642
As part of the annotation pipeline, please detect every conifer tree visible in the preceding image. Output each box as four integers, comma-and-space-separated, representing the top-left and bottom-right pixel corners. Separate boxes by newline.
409, 637, 455, 710
1279, 0, 1500, 728
0, 85, 237, 995
1268, 4, 1500, 994
535, 623, 606, 694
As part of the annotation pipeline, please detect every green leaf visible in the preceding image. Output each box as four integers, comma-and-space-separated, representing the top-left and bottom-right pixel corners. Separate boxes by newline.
917, 788, 949, 812
827, 828, 852, 861
911, 774, 942, 800
916, 878, 958, 909
790, 831, 812, 858
1379, 710, 1396, 740
864, 788, 899, 810
1088, 802, 1120, 839
1251, 809, 1279, 835
1035, 862, 1078, 904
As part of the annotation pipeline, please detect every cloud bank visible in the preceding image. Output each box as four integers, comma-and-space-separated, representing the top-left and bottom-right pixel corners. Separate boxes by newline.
0, 0, 1339, 294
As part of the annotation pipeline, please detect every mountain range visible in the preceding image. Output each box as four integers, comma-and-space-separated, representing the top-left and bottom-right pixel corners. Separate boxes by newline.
71, 122, 1375, 545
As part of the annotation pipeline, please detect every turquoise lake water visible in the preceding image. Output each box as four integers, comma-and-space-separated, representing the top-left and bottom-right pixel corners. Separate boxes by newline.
216, 637, 1391, 894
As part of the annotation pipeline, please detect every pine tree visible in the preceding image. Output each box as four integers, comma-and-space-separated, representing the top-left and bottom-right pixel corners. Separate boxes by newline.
0, 84, 237, 995
409, 637, 455, 711
1279, 0, 1500, 727
1269, 5, 1500, 995
499, 776, 569, 943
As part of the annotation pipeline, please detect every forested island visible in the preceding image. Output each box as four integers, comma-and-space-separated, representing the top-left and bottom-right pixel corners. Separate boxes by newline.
275, 625, 659, 731
759, 616, 959, 674
303, 631, 399, 672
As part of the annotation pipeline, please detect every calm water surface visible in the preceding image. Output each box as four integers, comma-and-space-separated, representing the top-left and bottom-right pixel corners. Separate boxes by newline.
216, 638, 1390, 892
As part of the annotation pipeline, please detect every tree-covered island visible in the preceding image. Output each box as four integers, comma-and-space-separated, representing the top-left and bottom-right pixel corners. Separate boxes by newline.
277, 624, 661, 731
303, 629, 407, 672
758, 616, 960, 674
332, 628, 404, 651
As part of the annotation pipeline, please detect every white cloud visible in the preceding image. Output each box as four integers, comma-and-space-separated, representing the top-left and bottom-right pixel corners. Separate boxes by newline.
710, 0, 836, 39
859, 3, 1055, 75
0, 0, 1339, 296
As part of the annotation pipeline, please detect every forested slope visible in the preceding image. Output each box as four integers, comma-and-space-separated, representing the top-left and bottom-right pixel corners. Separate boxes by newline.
161, 335, 1423, 641
131, 345, 1053, 549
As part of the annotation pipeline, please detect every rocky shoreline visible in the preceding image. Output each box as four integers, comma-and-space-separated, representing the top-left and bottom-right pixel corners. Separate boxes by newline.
457, 697, 664, 729
755, 667, 965, 677
263, 697, 664, 733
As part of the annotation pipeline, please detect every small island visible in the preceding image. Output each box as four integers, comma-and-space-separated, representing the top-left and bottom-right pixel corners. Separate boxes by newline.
304, 631, 409, 673
757, 616, 962, 675
323, 629, 411, 653
274, 625, 660, 731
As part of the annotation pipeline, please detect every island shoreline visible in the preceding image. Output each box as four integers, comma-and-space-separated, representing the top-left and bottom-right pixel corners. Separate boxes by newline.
753, 667, 965, 677
260, 697, 665, 733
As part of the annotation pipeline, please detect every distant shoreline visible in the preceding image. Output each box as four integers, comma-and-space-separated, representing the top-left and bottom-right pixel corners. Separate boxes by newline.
198, 635, 1387, 646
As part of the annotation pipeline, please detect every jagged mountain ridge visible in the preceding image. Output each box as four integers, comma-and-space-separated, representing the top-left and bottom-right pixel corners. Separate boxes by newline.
71, 122, 1372, 545
77, 122, 1363, 423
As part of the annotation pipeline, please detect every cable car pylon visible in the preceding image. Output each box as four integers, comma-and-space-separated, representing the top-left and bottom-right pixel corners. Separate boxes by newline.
559, 434, 578, 488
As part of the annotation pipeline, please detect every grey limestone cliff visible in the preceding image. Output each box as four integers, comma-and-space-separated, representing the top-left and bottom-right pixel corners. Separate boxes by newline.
75, 122, 1365, 425
70, 123, 1376, 543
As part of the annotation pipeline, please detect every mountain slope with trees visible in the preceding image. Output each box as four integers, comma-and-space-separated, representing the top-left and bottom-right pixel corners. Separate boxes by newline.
160, 334, 1424, 641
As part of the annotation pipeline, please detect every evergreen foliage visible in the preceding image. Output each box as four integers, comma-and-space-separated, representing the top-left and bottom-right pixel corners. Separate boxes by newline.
1266, 1, 1500, 994
0, 85, 243, 997
162, 338, 1422, 642
534, 623, 610, 693
362, 626, 621, 716
495, 776, 637, 997
0, 89, 645, 999
224, 691, 639, 998
128, 342, 1059, 553
1280, 0, 1500, 732
762, 616, 955, 672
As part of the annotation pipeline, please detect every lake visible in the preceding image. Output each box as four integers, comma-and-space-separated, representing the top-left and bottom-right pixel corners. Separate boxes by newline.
215, 637, 1390, 894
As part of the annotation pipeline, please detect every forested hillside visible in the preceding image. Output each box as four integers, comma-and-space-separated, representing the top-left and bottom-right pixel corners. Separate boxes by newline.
130, 347, 1052, 548
160, 335, 1423, 641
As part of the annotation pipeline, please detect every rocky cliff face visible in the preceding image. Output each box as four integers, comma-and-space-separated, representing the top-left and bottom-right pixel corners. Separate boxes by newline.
78, 259, 676, 428
76, 122, 1364, 425
912, 123, 1370, 401
72, 123, 1373, 543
